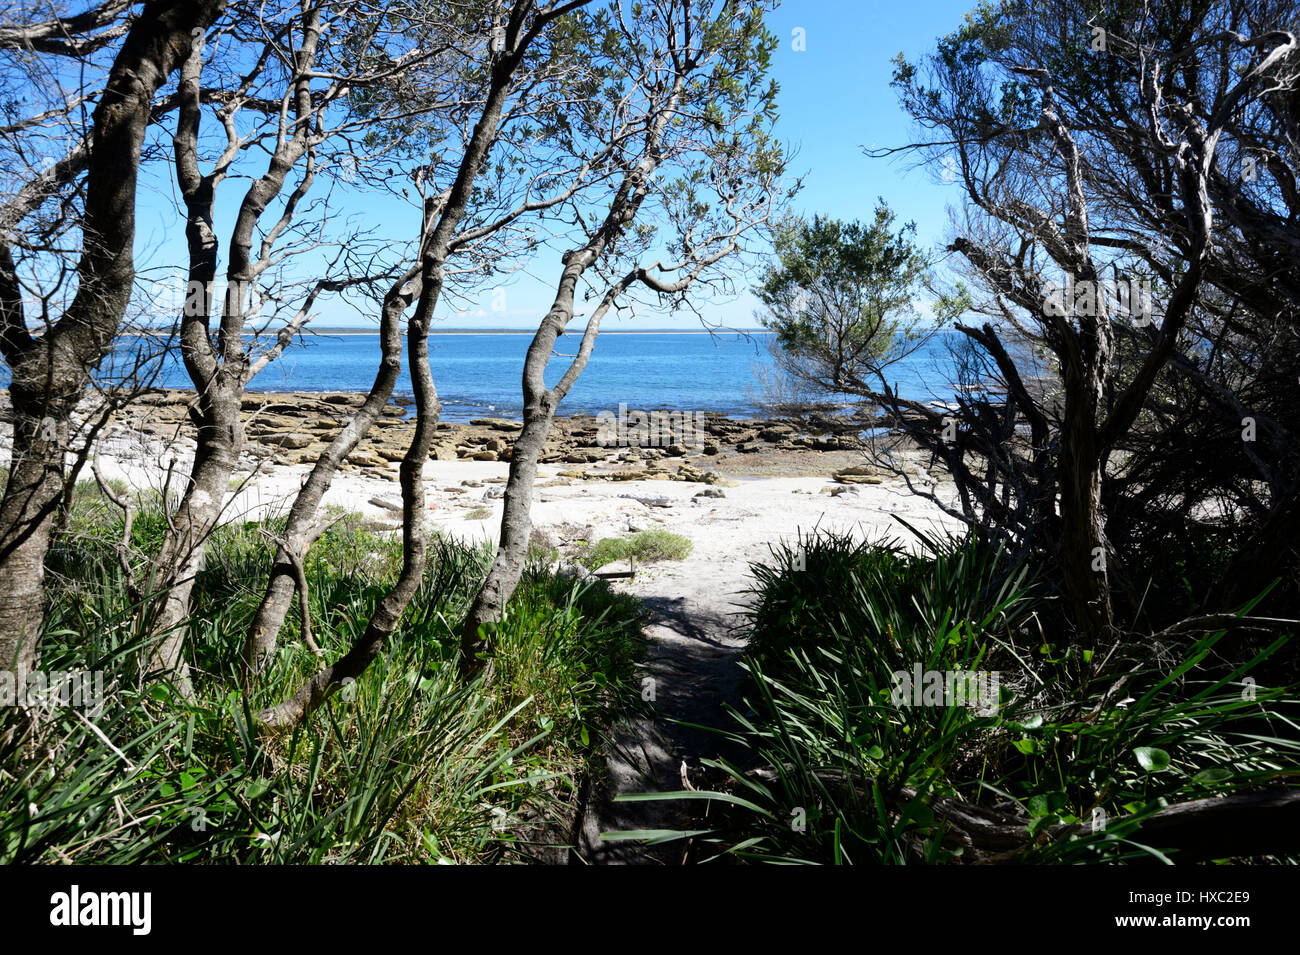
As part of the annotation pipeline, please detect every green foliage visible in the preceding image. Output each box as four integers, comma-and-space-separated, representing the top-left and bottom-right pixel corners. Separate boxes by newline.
1, 498, 646, 864
576, 529, 693, 570
612, 529, 1300, 864
753, 203, 957, 399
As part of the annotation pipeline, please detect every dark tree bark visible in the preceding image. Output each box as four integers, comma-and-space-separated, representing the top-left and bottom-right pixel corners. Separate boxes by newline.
0, 0, 228, 686
144, 4, 325, 693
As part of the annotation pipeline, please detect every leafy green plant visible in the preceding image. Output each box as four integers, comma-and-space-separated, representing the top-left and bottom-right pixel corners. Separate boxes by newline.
607, 528, 1299, 864
577, 529, 692, 570
2, 495, 646, 864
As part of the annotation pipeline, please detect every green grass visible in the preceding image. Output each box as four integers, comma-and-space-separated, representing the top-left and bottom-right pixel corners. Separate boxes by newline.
576, 529, 692, 570
464, 506, 492, 520
1, 496, 647, 864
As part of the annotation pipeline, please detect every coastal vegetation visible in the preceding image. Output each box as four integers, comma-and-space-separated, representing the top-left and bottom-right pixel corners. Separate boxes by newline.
0, 0, 1296, 875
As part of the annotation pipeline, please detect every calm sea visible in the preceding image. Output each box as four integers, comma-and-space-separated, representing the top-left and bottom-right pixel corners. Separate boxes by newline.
97, 329, 974, 422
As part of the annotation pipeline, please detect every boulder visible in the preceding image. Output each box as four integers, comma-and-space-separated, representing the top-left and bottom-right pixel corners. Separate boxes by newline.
261, 431, 314, 449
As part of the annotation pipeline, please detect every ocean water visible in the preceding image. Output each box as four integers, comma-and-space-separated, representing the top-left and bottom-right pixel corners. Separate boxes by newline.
98, 329, 974, 422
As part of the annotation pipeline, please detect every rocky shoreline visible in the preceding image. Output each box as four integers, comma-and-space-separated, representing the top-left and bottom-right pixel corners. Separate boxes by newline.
92, 389, 938, 486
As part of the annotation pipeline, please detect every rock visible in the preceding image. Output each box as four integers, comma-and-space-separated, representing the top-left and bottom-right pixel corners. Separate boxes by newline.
834, 472, 883, 485
832, 465, 882, 485
376, 447, 406, 462
347, 451, 386, 468
469, 418, 519, 431
702, 442, 720, 455
665, 443, 687, 456
369, 496, 403, 511
261, 431, 314, 449
759, 426, 793, 442
674, 464, 724, 484
483, 487, 506, 499
694, 487, 726, 498
829, 485, 859, 497
619, 493, 672, 508
460, 480, 483, 487
472, 450, 498, 461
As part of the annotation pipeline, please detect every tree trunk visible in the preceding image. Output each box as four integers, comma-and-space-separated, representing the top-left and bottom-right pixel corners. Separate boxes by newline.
456, 69, 689, 677
149, 4, 320, 687
0, 380, 71, 678
142, 379, 242, 693
458, 404, 553, 673
0, 1, 227, 687
1057, 375, 1113, 648
243, 268, 417, 677
253, 9, 553, 725
256, 281, 443, 728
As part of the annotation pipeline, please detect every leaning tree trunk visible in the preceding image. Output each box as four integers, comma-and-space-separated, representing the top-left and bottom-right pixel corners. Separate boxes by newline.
458, 399, 555, 674
256, 277, 445, 727
457, 74, 688, 678
148, 5, 320, 689
254, 14, 551, 725
0, 1, 227, 688
243, 266, 419, 677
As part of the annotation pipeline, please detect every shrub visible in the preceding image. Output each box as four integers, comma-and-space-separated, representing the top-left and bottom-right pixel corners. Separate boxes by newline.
577, 529, 692, 570
2, 497, 647, 864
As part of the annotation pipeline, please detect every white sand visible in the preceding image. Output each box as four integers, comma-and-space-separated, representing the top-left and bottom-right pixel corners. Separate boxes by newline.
71, 421, 966, 592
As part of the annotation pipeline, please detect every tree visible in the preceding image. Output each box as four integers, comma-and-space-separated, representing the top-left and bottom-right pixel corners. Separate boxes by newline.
257, 0, 600, 726
873, 0, 1298, 645
242, 0, 624, 681
753, 204, 958, 408
0, 0, 228, 691
143, 0, 477, 693
458, 0, 787, 676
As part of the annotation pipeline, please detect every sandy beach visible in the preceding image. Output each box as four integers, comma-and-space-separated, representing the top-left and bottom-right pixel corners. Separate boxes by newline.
0, 386, 965, 615
2, 389, 962, 639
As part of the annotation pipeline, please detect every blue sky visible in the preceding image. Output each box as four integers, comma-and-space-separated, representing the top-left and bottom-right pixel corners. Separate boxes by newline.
132, 0, 976, 331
